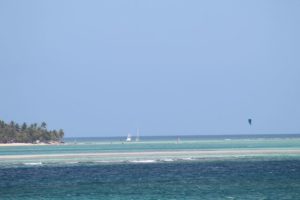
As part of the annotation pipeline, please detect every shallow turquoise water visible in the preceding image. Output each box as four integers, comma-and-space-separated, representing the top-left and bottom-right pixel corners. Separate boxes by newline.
1, 134, 300, 156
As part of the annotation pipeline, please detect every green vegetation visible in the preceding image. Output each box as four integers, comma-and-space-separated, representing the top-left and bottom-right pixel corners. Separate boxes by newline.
0, 119, 64, 144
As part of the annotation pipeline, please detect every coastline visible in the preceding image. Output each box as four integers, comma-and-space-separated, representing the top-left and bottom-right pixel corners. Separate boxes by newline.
0, 142, 61, 147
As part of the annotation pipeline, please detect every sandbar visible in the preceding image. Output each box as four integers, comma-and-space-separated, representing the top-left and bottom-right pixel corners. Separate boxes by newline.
0, 149, 300, 161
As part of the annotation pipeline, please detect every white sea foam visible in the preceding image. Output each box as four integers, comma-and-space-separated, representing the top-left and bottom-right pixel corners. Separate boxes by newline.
181, 157, 196, 161
94, 160, 115, 163
65, 161, 79, 164
24, 162, 43, 165
130, 159, 157, 163
162, 158, 174, 162
226, 196, 235, 199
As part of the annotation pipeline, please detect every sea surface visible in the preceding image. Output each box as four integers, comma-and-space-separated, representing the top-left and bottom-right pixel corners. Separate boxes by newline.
1, 134, 300, 199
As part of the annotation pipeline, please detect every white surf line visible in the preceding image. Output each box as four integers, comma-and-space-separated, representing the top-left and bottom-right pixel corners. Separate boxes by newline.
0, 149, 300, 160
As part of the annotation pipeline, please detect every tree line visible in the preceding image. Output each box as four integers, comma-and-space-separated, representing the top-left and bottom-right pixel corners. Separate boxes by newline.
0, 119, 64, 144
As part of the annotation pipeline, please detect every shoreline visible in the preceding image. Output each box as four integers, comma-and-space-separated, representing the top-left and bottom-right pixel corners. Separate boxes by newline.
0, 142, 62, 147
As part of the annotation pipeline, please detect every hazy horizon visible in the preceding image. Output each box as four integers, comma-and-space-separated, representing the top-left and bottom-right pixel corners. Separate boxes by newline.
1, 1, 299, 137
63, 132, 300, 139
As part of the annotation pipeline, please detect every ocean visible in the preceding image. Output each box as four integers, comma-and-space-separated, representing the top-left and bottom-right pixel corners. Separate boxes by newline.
1, 134, 300, 199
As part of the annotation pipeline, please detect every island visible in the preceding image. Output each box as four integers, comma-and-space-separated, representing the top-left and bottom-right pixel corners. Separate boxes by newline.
0, 119, 64, 144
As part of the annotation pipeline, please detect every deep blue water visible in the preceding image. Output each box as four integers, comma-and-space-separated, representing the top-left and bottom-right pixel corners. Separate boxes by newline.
1, 159, 300, 200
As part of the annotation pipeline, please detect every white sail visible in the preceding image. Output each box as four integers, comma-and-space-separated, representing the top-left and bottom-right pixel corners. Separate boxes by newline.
126, 133, 131, 142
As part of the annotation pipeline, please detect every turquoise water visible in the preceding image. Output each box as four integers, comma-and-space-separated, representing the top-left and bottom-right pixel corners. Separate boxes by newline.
1, 134, 300, 156
1, 134, 300, 199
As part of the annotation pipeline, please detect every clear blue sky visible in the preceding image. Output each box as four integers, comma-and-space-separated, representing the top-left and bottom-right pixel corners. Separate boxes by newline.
0, 0, 299, 137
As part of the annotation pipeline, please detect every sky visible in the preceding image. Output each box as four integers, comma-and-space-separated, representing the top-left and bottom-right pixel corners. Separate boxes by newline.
0, 0, 299, 137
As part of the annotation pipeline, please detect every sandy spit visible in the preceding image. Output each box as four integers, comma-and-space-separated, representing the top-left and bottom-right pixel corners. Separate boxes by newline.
0, 149, 300, 160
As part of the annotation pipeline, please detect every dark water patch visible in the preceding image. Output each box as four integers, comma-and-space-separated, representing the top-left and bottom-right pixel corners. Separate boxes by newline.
1, 159, 300, 199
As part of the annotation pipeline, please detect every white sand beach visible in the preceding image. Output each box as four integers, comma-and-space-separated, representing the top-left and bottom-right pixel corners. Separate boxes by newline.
0, 142, 61, 147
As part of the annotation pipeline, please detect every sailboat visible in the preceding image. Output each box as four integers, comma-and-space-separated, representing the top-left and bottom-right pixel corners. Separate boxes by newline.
126, 133, 132, 142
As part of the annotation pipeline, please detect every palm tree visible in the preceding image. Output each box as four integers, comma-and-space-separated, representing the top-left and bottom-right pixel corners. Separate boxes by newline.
21, 122, 27, 131
41, 122, 47, 129
9, 121, 15, 128
15, 123, 20, 132
58, 129, 64, 141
